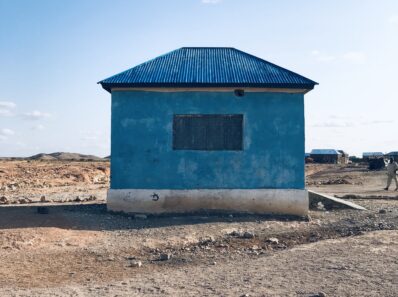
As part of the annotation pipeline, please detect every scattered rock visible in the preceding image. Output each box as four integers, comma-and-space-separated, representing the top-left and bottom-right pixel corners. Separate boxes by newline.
0, 196, 8, 204
129, 260, 142, 268
316, 202, 325, 210
266, 237, 279, 244
159, 253, 172, 261
18, 198, 30, 204
88, 195, 97, 201
74, 196, 82, 202
242, 231, 255, 239
229, 230, 241, 237
134, 214, 147, 220
199, 236, 215, 245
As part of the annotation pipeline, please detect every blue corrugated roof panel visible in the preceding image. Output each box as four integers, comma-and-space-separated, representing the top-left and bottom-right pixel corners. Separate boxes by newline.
363, 152, 384, 157
310, 149, 340, 155
386, 151, 398, 156
99, 47, 318, 92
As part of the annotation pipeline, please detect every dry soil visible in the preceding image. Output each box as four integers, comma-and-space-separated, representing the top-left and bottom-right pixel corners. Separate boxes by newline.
0, 161, 397, 296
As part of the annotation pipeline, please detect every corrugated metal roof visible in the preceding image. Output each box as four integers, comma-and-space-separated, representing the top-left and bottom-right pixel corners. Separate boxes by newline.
99, 47, 318, 92
386, 151, 398, 156
363, 152, 384, 157
310, 149, 340, 155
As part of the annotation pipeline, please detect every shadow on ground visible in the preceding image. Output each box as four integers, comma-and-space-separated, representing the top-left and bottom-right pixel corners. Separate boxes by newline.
0, 203, 305, 231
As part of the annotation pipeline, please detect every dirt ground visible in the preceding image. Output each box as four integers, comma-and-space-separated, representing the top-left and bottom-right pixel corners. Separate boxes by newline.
0, 161, 398, 296
306, 163, 398, 198
0, 160, 109, 203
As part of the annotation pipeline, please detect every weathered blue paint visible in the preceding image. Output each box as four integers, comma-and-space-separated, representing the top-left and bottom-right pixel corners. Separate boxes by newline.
111, 90, 305, 190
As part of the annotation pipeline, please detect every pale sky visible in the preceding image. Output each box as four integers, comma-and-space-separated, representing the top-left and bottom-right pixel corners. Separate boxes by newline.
0, 0, 397, 157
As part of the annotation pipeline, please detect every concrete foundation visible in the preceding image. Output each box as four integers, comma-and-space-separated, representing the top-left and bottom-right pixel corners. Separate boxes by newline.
107, 189, 308, 216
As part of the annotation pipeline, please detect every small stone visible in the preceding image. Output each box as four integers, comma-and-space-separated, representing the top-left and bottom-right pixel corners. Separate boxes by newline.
229, 230, 241, 236
316, 202, 325, 210
318, 292, 327, 297
129, 260, 142, 268
159, 253, 172, 261
18, 198, 28, 204
134, 214, 147, 220
242, 231, 255, 239
40, 196, 46, 202
0, 196, 8, 204
266, 237, 279, 244
211, 261, 217, 265
88, 195, 97, 201
74, 196, 82, 202
379, 209, 387, 214
199, 236, 215, 245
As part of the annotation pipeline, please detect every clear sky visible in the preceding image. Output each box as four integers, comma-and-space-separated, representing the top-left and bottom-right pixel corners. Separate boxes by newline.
0, 0, 397, 157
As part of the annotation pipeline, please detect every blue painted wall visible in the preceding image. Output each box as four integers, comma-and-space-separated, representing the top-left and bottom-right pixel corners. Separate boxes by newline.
111, 90, 305, 190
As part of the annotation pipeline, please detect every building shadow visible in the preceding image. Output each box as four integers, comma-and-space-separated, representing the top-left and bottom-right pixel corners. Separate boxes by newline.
0, 203, 304, 231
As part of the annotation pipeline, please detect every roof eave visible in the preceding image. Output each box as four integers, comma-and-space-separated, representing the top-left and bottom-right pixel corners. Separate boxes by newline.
99, 82, 316, 93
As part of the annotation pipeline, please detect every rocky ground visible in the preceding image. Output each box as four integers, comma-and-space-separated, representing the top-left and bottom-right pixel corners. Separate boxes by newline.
0, 160, 109, 204
0, 161, 397, 296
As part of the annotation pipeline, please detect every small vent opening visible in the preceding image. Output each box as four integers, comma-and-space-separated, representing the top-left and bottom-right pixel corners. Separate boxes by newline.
234, 89, 245, 97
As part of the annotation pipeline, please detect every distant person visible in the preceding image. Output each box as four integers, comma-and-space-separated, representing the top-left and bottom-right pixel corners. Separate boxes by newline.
384, 158, 398, 191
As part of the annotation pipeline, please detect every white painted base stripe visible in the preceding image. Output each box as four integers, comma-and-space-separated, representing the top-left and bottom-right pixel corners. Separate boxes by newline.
107, 189, 308, 216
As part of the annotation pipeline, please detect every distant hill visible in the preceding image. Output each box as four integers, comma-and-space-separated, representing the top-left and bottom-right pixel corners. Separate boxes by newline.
28, 152, 106, 161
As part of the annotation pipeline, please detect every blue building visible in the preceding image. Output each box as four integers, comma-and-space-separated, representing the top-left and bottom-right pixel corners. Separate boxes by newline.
99, 47, 317, 216
310, 149, 342, 164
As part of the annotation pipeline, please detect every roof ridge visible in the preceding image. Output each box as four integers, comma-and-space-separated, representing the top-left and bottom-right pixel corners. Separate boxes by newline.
181, 47, 235, 49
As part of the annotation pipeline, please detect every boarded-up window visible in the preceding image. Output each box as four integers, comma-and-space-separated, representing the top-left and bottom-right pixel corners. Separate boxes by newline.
173, 114, 243, 151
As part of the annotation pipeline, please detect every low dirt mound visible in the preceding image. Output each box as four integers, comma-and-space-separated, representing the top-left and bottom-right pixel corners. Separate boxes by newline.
28, 153, 57, 161
28, 152, 104, 161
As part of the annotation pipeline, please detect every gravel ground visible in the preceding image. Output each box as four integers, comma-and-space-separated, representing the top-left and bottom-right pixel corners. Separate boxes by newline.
0, 162, 397, 296
2, 230, 396, 297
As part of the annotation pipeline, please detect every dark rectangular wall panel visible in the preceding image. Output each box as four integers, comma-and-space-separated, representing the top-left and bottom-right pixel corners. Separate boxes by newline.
173, 114, 243, 151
